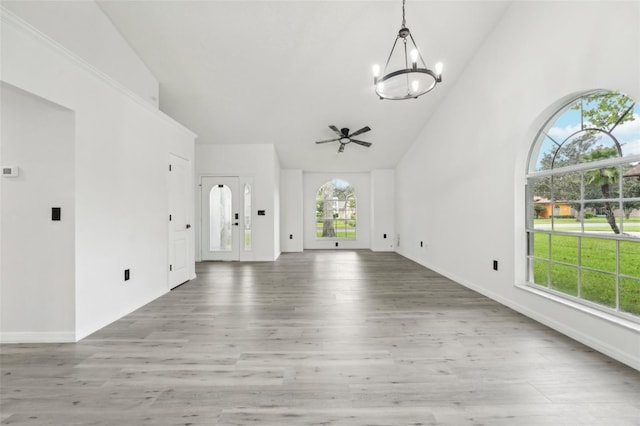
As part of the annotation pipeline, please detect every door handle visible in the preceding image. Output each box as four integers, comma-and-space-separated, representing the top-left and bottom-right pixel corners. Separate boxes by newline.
186, 224, 191, 229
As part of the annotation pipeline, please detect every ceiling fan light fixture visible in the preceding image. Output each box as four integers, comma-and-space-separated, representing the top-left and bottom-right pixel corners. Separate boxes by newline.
373, 0, 443, 100
315, 125, 373, 153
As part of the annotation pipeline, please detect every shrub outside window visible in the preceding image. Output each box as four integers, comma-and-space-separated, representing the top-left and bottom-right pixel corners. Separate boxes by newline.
526, 90, 640, 320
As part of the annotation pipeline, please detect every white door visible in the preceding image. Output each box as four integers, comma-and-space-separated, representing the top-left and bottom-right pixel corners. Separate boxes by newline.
202, 176, 240, 261
168, 154, 191, 288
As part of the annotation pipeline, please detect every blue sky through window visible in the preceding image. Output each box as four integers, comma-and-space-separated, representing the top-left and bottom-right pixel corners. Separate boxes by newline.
534, 93, 640, 171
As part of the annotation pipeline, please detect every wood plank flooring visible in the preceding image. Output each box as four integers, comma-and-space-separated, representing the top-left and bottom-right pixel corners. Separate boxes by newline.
2, 250, 639, 425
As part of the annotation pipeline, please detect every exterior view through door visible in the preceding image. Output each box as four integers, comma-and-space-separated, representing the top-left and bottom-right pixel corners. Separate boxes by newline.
201, 176, 252, 261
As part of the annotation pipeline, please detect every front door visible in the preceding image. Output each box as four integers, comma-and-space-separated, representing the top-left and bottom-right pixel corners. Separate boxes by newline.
202, 176, 240, 261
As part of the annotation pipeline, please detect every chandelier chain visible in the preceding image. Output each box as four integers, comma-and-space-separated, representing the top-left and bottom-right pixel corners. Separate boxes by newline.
402, 0, 406, 28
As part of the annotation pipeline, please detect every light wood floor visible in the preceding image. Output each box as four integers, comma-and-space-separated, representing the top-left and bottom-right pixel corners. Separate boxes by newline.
1, 250, 639, 425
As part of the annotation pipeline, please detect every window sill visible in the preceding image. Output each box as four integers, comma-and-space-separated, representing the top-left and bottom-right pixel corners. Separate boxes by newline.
515, 283, 640, 332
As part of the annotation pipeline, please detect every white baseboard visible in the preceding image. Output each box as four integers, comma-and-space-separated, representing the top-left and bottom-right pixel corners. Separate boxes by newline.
75, 288, 168, 341
0, 331, 75, 343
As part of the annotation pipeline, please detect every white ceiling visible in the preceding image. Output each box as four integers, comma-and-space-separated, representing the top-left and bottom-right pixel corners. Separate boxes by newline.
97, 0, 511, 172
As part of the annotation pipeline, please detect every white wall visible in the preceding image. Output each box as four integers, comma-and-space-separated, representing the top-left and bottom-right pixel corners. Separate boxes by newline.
1, 8, 196, 341
280, 169, 304, 252
0, 84, 76, 342
1, 2, 159, 106
371, 169, 395, 252
395, 1, 640, 369
303, 172, 371, 249
195, 144, 280, 261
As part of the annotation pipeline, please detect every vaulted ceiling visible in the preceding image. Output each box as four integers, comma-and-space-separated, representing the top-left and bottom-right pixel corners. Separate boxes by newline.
97, 0, 511, 172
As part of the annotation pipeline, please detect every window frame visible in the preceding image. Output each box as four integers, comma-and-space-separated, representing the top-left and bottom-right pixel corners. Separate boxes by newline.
526, 90, 640, 322
315, 179, 357, 240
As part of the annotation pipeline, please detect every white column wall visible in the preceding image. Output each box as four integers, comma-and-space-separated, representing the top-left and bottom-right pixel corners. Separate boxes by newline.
280, 169, 304, 252
395, 1, 640, 369
273, 153, 281, 259
0, 84, 76, 342
1, 9, 196, 341
371, 169, 395, 252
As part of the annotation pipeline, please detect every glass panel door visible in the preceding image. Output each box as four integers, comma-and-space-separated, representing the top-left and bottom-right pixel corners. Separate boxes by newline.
201, 177, 240, 261
209, 185, 232, 252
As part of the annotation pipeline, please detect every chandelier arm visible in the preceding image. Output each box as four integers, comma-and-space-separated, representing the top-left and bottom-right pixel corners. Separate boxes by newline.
382, 36, 401, 74
403, 40, 410, 95
402, 0, 406, 28
403, 38, 409, 70
408, 33, 428, 68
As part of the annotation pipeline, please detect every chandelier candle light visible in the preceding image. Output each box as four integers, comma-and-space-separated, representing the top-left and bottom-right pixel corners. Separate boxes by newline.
373, 0, 443, 100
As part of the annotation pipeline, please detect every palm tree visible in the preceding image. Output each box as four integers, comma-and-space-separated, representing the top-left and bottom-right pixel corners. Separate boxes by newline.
583, 147, 620, 234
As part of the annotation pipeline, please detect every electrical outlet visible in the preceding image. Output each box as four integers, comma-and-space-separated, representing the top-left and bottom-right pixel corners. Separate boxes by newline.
383, 233, 387, 239
493, 260, 498, 271
335, 242, 339, 247
420, 241, 423, 247
289, 234, 293, 240
124, 269, 130, 281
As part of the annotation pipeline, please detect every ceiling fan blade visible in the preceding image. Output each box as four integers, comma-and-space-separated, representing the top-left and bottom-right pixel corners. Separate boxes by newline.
351, 139, 372, 147
338, 144, 345, 153
348, 126, 371, 137
315, 138, 340, 144
328, 125, 342, 136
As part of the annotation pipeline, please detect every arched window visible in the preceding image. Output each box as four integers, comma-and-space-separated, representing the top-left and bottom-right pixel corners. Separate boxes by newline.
315, 179, 356, 239
526, 90, 640, 319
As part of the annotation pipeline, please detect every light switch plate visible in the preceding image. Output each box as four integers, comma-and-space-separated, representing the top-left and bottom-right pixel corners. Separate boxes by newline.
2, 166, 18, 177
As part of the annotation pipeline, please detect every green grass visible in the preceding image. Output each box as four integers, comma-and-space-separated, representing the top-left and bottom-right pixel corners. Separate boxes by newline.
532, 232, 640, 315
620, 278, 640, 316
316, 220, 356, 239
581, 270, 616, 308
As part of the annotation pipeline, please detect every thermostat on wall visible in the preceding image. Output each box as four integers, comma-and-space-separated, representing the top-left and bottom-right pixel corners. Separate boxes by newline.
2, 166, 19, 177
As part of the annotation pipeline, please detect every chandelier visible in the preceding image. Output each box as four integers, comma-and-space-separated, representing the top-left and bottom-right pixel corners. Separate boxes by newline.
373, 0, 443, 100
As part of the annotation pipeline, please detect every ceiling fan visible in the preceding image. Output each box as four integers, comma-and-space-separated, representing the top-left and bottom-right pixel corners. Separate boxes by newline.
315, 125, 372, 153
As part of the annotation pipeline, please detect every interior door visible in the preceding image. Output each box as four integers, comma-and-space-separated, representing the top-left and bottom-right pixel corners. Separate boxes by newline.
168, 154, 191, 288
202, 176, 240, 261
